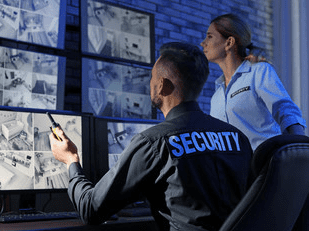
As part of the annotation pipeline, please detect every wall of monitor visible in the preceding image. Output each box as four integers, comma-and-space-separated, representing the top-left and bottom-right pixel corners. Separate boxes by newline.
0, 0, 157, 212
0, 0, 156, 119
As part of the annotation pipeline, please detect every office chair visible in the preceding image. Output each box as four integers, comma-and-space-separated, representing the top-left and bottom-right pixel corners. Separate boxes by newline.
219, 134, 309, 231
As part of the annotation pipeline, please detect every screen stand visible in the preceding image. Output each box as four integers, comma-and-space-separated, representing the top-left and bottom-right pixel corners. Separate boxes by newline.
19, 193, 36, 213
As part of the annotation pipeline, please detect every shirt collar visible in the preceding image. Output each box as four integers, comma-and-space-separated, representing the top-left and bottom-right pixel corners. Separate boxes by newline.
165, 101, 202, 121
215, 60, 252, 88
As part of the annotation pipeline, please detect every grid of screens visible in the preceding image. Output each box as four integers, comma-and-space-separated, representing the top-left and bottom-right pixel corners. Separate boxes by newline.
0, 45, 65, 110
0, 0, 66, 49
107, 120, 157, 169
82, 57, 152, 119
0, 110, 82, 191
81, 0, 153, 64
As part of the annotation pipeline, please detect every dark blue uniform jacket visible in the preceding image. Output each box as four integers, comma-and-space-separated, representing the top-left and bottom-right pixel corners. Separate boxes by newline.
68, 101, 253, 230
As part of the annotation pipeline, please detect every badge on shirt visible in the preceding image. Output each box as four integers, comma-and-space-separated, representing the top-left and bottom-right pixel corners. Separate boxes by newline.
230, 86, 251, 98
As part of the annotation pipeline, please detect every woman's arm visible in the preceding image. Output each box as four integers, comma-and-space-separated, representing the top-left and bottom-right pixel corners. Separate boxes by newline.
284, 124, 305, 135
254, 63, 306, 133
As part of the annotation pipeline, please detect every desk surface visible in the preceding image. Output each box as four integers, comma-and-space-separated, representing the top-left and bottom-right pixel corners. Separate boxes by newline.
1, 216, 159, 231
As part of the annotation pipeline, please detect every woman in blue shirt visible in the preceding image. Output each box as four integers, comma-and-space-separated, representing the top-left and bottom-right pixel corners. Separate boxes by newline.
200, 13, 306, 150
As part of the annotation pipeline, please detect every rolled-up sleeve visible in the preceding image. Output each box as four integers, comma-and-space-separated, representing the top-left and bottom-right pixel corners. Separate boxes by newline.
67, 134, 161, 225
255, 63, 306, 131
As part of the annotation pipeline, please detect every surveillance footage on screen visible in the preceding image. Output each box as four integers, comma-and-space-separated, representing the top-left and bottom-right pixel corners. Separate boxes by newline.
84, 0, 152, 64
107, 121, 154, 169
0, 45, 63, 110
0, 0, 63, 48
82, 58, 152, 119
0, 110, 82, 190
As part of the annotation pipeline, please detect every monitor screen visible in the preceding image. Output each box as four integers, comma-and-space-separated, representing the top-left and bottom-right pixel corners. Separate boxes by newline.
0, 108, 85, 191
0, 45, 65, 110
0, 0, 66, 49
81, 0, 154, 64
82, 57, 154, 119
107, 120, 157, 169
92, 116, 159, 182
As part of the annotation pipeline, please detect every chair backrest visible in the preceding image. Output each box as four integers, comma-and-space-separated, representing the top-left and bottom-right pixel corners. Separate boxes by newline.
292, 194, 309, 231
219, 135, 309, 231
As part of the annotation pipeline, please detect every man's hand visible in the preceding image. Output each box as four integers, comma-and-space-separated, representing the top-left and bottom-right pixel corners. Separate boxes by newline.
49, 126, 80, 169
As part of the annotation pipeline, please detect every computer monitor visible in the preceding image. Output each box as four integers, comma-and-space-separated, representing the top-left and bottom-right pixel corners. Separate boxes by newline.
91, 116, 159, 182
81, 0, 155, 65
0, 107, 91, 192
82, 57, 155, 120
0, 0, 66, 49
0, 45, 66, 110
107, 119, 159, 169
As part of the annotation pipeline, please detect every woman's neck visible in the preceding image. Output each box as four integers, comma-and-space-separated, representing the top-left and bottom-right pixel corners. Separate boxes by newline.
218, 56, 243, 87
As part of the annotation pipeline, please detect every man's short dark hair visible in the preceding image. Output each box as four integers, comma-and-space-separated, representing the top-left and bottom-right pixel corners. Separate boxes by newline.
159, 42, 209, 100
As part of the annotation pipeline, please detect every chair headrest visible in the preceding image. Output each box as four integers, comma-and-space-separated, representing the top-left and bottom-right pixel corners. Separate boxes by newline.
252, 134, 309, 178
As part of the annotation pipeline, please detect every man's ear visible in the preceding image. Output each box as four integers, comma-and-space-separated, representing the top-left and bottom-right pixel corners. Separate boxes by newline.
160, 78, 175, 96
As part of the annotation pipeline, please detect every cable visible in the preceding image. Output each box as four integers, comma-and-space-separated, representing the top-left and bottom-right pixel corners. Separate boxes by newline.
0, 194, 5, 215
42, 192, 52, 212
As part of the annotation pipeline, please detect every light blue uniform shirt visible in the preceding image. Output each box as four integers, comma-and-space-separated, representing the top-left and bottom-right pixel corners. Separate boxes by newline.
210, 60, 306, 151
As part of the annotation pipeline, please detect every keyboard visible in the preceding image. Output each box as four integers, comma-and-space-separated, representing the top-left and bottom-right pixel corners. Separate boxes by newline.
0, 211, 80, 223
117, 207, 152, 217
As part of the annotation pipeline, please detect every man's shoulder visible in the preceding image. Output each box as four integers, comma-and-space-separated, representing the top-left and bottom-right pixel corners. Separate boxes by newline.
141, 112, 247, 138
140, 119, 177, 138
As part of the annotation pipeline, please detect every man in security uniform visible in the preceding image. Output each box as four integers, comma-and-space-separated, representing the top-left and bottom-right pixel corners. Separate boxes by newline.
50, 42, 253, 231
